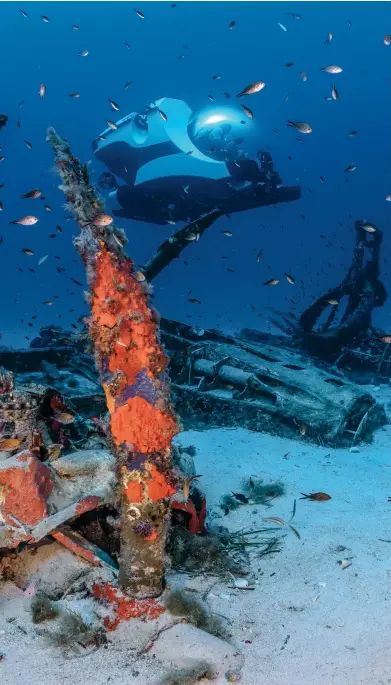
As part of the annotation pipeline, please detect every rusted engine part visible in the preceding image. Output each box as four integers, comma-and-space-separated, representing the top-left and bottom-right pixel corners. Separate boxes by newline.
332, 338, 391, 384
164, 335, 386, 445
272, 221, 386, 359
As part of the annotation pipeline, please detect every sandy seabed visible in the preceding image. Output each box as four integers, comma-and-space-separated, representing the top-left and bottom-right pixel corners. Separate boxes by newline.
1, 406, 391, 684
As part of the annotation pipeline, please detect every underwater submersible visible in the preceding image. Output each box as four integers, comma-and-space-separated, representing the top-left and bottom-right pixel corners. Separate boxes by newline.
92, 97, 301, 225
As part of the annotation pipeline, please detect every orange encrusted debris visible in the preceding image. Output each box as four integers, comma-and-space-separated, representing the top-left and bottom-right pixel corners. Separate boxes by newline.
92, 581, 165, 631
91, 248, 168, 386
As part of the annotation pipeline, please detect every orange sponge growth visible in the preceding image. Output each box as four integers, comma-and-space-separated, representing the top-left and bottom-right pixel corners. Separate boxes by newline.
93, 581, 165, 631
91, 248, 168, 385
90, 248, 178, 453
111, 395, 177, 452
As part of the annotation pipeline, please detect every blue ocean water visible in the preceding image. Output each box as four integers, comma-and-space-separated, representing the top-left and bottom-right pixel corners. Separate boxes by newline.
0, 1, 390, 345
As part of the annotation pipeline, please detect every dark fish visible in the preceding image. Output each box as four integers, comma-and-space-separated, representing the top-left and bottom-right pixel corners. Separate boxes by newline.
284, 273, 295, 284
157, 108, 168, 121
134, 8, 145, 18
287, 120, 312, 134
70, 278, 83, 286
188, 298, 201, 304
41, 15, 49, 22
256, 248, 263, 262
22, 248, 34, 255
20, 9, 28, 17
263, 278, 279, 286
21, 189, 41, 199
229, 20, 236, 29
344, 163, 356, 173
231, 492, 249, 503
124, 81, 133, 89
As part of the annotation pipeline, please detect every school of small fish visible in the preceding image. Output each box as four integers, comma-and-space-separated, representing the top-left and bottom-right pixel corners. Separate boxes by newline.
0, 4, 389, 348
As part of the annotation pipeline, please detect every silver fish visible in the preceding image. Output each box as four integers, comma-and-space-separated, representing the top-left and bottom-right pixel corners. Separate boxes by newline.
10, 215, 39, 226
321, 65, 343, 74
108, 98, 120, 111
237, 81, 265, 98
105, 119, 118, 130
241, 104, 254, 119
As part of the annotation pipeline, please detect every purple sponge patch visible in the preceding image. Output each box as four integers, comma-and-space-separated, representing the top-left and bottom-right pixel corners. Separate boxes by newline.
119, 369, 158, 406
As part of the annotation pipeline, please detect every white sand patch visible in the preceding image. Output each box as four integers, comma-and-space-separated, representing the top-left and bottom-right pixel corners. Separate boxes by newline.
174, 424, 391, 685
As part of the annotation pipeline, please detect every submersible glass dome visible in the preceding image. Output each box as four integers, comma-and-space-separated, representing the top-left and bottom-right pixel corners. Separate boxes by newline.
187, 104, 256, 162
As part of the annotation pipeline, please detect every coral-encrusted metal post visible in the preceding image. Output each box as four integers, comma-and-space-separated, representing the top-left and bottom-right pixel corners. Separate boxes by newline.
46, 128, 179, 598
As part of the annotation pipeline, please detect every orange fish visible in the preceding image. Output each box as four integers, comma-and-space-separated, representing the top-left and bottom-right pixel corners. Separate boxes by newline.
0, 438, 21, 452
300, 492, 331, 501
183, 475, 202, 500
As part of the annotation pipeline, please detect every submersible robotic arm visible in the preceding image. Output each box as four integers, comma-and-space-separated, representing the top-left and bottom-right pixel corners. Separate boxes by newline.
93, 98, 301, 225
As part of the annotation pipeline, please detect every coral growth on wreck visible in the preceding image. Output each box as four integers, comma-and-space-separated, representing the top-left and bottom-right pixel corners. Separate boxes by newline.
46, 127, 181, 598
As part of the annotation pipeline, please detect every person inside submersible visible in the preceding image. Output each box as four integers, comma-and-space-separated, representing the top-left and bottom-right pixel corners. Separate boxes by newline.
93, 97, 301, 226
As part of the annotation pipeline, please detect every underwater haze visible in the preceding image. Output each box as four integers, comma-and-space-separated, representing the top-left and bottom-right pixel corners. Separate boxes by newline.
0, 1, 390, 347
